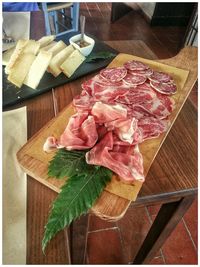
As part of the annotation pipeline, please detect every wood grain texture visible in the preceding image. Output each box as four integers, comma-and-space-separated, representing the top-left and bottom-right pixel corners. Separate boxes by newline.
17, 46, 197, 222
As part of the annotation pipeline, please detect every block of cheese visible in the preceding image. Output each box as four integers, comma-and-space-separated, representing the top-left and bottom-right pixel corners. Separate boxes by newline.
37, 35, 55, 48
7, 53, 36, 88
23, 51, 52, 89
5, 39, 28, 74
60, 49, 86, 78
47, 40, 66, 57
39, 41, 57, 52
3, 46, 16, 66
23, 40, 40, 55
48, 45, 75, 77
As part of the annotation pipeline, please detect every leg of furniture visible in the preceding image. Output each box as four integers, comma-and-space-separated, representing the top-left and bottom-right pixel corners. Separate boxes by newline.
69, 214, 89, 264
132, 195, 196, 264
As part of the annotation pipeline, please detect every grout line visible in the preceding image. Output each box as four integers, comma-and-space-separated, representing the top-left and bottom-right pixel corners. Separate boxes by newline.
88, 226, 118, 234
182, 218, 197, 251
160, 249, 166, 264
116, 222, 126, 262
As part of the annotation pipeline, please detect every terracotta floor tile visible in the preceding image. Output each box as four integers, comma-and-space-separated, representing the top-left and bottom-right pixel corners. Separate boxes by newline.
162, 219, 198, 264
117, 206, 151, 263
183, 198, 198, 248
149, 256, 165, 265
87, 229, 124, 264
88, 214, 117, 232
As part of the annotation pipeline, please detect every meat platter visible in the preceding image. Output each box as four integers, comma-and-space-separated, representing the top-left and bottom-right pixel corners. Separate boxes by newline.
17, 53, 189, 202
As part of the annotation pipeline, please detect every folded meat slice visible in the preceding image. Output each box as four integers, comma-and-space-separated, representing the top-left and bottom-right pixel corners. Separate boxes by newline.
91, 102, 127, 123
138, 117, 169, 140
59, 112, 98, 150
86, 132, 144, 182
105, 117, 138, 144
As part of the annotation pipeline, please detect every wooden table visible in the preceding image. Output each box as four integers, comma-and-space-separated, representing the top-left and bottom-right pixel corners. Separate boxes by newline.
5, 40, 197, 264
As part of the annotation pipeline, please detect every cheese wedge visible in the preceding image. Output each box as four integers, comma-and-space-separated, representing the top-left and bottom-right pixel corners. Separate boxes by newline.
3, 46, 16, 66
48, 45, 75, 77
24, 51, 52, 89
5, 39, 28, 74
60, 49, 86, 78
23, 40, 40, 55
7, 53, 36, 88
39, 41, 57, 52
37, 35, 55, 48
47, 40, 66, 57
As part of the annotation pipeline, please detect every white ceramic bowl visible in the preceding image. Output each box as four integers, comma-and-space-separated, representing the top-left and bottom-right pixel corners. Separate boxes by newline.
69, 34, 95, 56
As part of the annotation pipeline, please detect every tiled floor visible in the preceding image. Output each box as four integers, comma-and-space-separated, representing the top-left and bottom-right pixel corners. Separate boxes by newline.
79, 3, 198, 264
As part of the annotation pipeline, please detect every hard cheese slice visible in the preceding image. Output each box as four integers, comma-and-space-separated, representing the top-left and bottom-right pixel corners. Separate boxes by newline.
23, 40, 40, 55
37, 35, 55, 48
48, 45, 75, 77
24, 51, 52, 89
7, 53, 36, 88
5, 39, 28, 74
60, 49, 86, 78
47, 40, 66, 57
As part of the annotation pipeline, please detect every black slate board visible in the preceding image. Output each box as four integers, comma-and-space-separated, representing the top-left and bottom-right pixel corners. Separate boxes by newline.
3, 34, 118, 108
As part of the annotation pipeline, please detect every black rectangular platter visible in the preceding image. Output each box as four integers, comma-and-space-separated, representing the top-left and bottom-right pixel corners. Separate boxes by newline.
3, 34, 118, 109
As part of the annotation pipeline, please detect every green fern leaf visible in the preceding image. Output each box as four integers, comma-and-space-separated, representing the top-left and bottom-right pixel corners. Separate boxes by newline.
42, 149, 112, 252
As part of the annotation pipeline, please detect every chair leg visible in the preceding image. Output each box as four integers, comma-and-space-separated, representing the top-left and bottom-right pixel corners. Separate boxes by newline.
71, 3, 80, 31
41, 3, 51, 35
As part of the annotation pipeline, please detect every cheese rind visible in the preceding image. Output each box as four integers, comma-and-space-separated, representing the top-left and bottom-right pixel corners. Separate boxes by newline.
60, 50, 85, 78
24, 51, 52, 89
7, 53, 36, 88
48, 45, 75, 77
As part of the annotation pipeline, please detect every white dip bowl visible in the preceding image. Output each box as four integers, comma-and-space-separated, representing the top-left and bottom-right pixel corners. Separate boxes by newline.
69, 34, 95, 56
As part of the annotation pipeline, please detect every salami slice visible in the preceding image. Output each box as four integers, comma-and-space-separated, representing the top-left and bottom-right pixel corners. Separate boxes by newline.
129, 68, 153, 77
150, 80, 177, 95
149, 71, 171, 83
100, 67, 127, 82
123, 73, 146, 86
124, 60, 149, 71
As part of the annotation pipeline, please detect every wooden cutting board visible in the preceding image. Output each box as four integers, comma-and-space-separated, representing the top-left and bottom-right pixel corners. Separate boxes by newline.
17, 53, 189, 202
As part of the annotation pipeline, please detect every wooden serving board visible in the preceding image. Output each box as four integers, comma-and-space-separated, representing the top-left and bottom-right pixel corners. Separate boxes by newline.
17, 53, 189, 203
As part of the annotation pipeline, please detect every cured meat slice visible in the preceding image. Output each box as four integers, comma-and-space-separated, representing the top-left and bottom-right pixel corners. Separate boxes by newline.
59, 112, 98, 150
115, 83, 157, 105
149, 71, 171, 83
105, 117, 138, 144
82, 77, 129, 103
43, 136, 59, 152
138, 117, 169, 140
92, 74, 124, 86
100, 67, 127, 82
150, 80, 177, 95
124, 60, 149, 71
73, 90, 96, 113
86, 132, 144, 182
123, 73, 146, 86
91, 102, 127, 123
129, 68, 153, 77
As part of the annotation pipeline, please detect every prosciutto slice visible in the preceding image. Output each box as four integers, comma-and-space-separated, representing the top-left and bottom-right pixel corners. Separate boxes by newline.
91, 102, 127, 123
59, 112, 98, 150
86, 132, 144, 182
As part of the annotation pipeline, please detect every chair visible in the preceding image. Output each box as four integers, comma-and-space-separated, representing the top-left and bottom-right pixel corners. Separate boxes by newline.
41, 2, 79, 37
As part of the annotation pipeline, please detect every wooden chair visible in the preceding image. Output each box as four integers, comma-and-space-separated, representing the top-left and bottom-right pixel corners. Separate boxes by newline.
41, 2, 79, 37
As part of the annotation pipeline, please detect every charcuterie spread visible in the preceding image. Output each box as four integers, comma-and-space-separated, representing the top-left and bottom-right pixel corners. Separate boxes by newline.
44, 59, 177, 183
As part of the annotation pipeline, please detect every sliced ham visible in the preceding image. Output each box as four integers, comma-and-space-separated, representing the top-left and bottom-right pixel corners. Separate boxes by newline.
59, 112, 98, 150
138, 117, 169, 140
91, 102, 127, 123
86, 132, 144, 182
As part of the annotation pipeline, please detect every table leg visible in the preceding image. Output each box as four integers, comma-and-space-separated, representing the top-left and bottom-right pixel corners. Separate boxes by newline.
68, 214, 89, 264
132, 195, 196, 264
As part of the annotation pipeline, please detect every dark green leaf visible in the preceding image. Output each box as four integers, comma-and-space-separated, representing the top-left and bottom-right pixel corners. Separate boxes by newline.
48, 149, 89, 179
85, 51, 117, 63
42, 165, 112, 252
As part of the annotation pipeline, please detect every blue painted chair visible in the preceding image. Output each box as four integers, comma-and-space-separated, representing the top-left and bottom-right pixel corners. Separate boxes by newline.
41, 2, 79, 37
